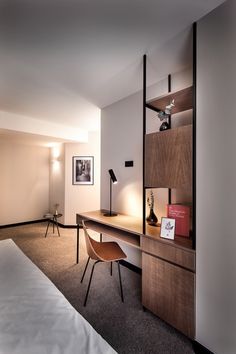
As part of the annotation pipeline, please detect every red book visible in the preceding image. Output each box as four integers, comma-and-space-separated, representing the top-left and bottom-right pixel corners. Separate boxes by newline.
167, 204, 190, 237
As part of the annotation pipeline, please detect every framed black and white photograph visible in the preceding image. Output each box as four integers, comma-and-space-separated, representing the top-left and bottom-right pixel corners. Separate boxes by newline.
160, 217, 175, 240
72, 156, 94, 185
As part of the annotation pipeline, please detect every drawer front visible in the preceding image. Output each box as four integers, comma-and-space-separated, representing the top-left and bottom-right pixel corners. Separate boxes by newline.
142, 253, 195, 339
141, 236, 195, 271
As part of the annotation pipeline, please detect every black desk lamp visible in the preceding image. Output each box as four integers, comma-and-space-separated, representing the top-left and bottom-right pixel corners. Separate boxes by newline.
104, 169, 118, 217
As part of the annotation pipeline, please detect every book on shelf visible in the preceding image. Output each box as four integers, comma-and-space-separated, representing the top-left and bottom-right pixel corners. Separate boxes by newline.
167, 204, 191, 237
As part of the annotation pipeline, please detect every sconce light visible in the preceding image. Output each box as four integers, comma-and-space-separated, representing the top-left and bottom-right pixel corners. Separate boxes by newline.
104, 169, 118, 217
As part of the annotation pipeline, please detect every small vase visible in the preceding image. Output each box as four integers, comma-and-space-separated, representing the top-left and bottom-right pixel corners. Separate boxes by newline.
159, 121, 170, 131
146, 208, 158, 226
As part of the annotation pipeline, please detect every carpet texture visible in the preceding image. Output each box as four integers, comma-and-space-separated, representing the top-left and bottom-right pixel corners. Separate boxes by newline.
0, 223, 195, 354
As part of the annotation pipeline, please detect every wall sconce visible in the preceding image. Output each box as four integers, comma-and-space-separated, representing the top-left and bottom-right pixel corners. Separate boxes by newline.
104, 169, 118, 217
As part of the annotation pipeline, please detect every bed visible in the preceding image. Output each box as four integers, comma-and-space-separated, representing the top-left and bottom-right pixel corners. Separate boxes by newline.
0, 239, 117, 354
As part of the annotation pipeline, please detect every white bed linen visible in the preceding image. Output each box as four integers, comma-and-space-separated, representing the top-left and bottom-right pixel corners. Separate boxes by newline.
0, 239, 117, 354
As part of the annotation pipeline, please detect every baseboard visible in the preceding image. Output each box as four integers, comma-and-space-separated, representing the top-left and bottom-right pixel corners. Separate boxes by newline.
0, 219, 46, 229
0, 219, 82, 230
120, 259, 142, 275
192, 341, 214, 354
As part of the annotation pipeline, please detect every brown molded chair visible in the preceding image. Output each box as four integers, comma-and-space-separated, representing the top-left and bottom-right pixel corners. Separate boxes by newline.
81, 220, 127, 306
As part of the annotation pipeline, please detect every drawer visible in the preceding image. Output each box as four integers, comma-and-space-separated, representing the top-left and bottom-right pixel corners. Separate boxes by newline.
141, 236, 195, 272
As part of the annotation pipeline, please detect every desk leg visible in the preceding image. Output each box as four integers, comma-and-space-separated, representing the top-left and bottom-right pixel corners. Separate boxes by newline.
76, 225, 80, 264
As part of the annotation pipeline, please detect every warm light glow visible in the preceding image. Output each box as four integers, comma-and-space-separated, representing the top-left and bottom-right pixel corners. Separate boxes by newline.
118, 182, 142, 217
51, 146, 61, 160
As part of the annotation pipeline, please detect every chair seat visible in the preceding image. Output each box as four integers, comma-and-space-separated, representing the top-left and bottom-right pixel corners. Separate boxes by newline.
93, 241, 127, 262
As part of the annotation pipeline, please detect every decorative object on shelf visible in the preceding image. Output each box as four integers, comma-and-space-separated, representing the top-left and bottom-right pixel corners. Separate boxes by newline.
72, 156, 94, 185
160, 217, 175, 239
54, 203, 59, 215
104, 169, 118, 217
146, 190, 158, 226
157, 99, 175, 131
167, 204, 191, 237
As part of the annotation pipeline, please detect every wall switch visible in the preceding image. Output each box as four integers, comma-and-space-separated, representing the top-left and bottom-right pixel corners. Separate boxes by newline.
125, 161, 134, 167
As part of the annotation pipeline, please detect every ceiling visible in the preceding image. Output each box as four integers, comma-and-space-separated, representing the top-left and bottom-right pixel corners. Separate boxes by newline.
0, 0, 225, 135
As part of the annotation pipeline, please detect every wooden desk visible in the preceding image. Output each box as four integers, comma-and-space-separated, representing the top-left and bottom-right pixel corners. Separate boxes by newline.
76, 210, 142, 263
76, 209, 195, 338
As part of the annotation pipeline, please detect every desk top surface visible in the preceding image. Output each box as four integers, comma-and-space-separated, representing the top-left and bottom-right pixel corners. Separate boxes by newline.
77, 210, 143, 235
76, 210, 194, 251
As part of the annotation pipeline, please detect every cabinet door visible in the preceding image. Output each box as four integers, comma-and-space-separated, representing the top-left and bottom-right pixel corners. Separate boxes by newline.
145, 125, 192, 189
142, 252, 195, 338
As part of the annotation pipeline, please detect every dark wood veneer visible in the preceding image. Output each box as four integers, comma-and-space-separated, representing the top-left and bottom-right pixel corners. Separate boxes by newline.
145, 125, 192, 189
147, 86, 193, 114
142, 253, 195, 339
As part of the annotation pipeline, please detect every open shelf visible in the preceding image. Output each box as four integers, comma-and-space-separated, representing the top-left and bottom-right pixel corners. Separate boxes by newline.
146, 86, 193, 114
85, 220, 141, 249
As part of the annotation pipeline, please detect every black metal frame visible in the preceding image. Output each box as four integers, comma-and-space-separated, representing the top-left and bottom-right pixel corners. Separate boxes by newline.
45, 215, 61, 237
142, 23, 197, 249
81, 258, 124, 306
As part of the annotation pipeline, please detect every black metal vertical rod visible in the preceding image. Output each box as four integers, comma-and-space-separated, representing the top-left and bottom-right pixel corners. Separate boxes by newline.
192, 22, 197, 250
117, 261, 124, 302
76, 225, 80, 263
81, 257, 90, 283
83, 261, 100, 307
168, 74, 172, 206
109, 177, 112, 216
142, 54, 147, 235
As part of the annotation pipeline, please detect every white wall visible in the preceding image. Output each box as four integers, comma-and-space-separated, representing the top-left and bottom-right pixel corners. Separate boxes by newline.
49, 144, 65, 223
64, 131, 101, 225
0, 141, 49, 225
196, 1, 236, 353
101, 91, 143, 218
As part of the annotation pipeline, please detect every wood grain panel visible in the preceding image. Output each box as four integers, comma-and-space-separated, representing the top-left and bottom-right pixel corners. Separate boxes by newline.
147, 86, 193, 114
142, 253, 195, 338
145, 125, 192, 189
141, 236, 195, 271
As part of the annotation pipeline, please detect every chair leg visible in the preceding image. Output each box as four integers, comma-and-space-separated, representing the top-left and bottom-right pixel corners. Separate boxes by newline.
84, 260, 100, 307
81, 257, 90, 283
110, 262, 112, 276
117, 261, 124, 302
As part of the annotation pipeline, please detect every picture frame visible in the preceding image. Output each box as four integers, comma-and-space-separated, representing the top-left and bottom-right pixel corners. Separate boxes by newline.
72, 156, 94, 185
160, 217, 176, 240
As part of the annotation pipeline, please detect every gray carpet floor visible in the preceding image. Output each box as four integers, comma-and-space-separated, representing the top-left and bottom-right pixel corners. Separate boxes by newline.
0, 223, 195, 354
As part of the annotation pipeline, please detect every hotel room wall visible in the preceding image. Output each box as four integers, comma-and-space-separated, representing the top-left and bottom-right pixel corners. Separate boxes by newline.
49, 143, 65, 224
63, 131, 101, 226
0, 141, 49, 225
196, 1, 236, 353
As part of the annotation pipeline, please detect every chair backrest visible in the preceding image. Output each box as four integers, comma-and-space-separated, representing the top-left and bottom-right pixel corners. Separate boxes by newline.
81, 221, 101, 261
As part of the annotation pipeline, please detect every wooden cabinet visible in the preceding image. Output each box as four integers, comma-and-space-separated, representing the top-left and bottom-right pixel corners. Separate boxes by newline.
142, 249, 195, 338
145, 125, 192, 189
142, 51, 196, 338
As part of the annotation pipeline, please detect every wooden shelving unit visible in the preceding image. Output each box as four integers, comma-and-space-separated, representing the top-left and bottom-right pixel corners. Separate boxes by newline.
146, 86, 193, 114
141, 23, 197, 339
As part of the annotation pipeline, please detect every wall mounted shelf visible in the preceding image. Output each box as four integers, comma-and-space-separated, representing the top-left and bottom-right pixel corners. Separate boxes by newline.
146, 86, 193, 114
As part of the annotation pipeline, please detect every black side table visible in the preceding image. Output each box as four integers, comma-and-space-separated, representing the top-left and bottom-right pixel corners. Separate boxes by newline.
44, 213, 62, 237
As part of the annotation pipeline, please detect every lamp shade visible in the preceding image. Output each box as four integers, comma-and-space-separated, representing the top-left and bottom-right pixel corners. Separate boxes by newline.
108, 169, 117, 184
